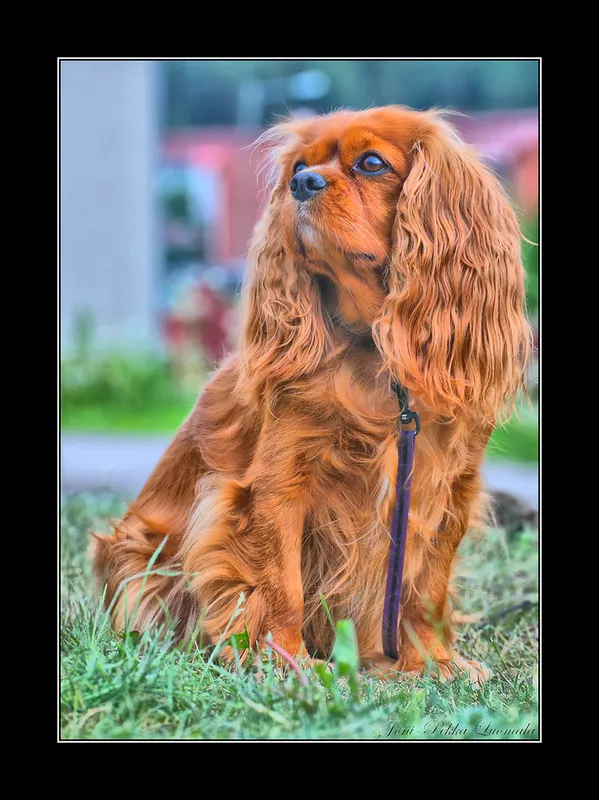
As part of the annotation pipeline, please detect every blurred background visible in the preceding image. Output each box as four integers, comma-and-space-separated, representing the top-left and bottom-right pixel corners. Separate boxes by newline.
60, 59, 538, 506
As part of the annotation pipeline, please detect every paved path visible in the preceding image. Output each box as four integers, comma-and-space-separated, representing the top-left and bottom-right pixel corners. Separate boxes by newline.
60, 433, 538, 509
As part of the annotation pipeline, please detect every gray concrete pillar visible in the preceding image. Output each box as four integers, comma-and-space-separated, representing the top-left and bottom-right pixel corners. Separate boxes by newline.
60, 60, 160, 352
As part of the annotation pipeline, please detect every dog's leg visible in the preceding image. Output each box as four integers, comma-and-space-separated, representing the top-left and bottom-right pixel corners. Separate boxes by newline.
184, 479, 308, 659
362, 532, 488, 683
394, 545, 488, 684
396, 458, 493, 684
184, 420, 312, 661
362, 469, 489, 685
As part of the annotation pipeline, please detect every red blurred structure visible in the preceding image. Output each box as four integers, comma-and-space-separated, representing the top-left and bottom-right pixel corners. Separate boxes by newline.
162, 129, 262, 264
456, 109, 538, 214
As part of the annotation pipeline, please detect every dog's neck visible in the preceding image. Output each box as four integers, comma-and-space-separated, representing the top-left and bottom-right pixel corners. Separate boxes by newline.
313, 273, 378, 350
298, 236, 387, 334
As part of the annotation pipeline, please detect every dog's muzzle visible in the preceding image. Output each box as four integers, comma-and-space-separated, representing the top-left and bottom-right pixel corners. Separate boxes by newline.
290, 171, 327, 202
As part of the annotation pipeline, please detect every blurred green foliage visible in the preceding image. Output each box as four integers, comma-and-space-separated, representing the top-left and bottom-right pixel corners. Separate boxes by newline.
61, 351, 184, 412
521, 215, 539, 320
61, 351, 186, 413
164, 191, 191, 221
165, 60, 538, 128
488, 404, 538, 462
61, 312, 196, 428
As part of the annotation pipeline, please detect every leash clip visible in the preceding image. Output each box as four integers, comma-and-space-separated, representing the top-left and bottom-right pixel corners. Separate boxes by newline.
391, 380, 421, 435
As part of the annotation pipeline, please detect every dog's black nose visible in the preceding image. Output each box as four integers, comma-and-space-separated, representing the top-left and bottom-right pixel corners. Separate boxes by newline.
290, 171, 327, 202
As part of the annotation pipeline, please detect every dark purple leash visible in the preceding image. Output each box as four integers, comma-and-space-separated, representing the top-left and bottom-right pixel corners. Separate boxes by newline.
382, 381, 420, 661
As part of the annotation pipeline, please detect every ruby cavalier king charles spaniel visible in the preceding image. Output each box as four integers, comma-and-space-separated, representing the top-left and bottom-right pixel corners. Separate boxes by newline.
93, 106, 531, 682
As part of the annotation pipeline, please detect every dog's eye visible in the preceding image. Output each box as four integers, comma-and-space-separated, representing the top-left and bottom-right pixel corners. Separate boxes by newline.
356, 153, 388, 174
293, 161, 308, 174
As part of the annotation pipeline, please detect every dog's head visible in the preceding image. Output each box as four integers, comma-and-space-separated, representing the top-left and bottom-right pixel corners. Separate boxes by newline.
242, 106, 532, 424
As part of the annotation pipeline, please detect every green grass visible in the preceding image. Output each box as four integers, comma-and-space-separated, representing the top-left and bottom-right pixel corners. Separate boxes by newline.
61, 402, 195, 434
487, 403, 538, 462
60, 491, 539, 740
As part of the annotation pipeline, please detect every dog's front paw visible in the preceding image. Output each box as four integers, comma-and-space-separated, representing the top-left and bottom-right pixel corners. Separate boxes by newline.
360, 650, 490, 686
359, 650, 403, 679
442, 654, 491, 686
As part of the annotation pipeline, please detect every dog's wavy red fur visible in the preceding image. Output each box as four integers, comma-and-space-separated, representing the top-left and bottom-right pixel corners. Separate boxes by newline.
93, 106, 531, 676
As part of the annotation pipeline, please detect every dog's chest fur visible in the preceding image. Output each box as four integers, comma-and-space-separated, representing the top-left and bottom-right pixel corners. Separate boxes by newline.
289, 355, 402, 655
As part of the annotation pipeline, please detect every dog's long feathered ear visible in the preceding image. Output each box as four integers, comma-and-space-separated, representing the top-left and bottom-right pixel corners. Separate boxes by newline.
373, 112, 532, 424
238, 125, 331, 395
